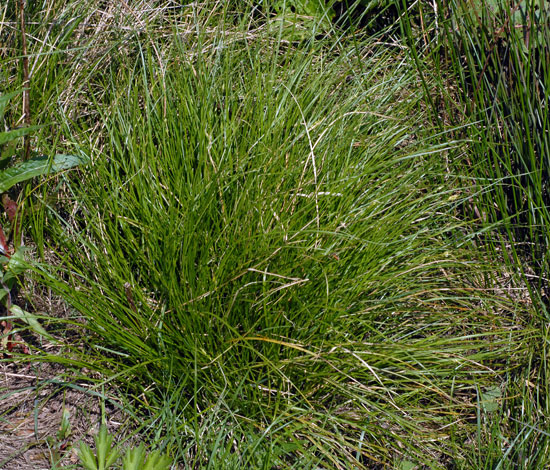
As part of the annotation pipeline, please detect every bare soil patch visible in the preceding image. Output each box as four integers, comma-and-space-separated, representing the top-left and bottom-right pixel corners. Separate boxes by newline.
0, 289, 126, 470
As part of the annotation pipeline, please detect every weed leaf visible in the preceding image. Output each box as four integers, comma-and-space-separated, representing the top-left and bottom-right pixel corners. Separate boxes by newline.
95, 425, 120, 470
2, 247, 30, 287
122, 443, 146, 470
9, 305, 52, 340
141, 450, 172, 470
0, 126, 42, 147
480, 386, 502, 413
0, 153, 89, 193
78, 442, 98, 470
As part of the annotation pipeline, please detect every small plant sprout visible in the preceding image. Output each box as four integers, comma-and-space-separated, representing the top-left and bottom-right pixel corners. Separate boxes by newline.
79, 425, 120, 470
78, 425, 172, 470
47, 407, 72, 467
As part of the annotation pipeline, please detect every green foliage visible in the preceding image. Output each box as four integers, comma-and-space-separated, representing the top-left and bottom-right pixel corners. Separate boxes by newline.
267, 0, 335, 39
0, 91, 89, 193
78, 426, 171, 470
0, 154, 89, 193
0, 247, 51, 343
79, 426, 121, 470
122, 444, 172, 470
479, 386, 502, 414
467, 0, 549, 24
401, 0, 550, 466
434, 0, 550, 289
47, 408, 72, 468
3, 0, 548, 468
271, 0, 332, 17
30, 10, 539, 466
0, 90, 88, 355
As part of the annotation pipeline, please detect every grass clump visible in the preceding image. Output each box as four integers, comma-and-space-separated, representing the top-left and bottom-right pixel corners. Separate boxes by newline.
25, 9, 537, 468
0, 1, 546, 468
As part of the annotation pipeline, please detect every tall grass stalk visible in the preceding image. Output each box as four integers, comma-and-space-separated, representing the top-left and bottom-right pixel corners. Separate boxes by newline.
426, 0, 549, 305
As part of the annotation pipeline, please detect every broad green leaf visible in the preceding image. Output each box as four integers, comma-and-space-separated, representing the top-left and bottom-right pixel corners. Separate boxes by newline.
0, 125, 42, 146
0, 270, 15, 290
272, 0, 332, 18
270, 0, 334, 38
0, 153, 89, 193
9, 305, 53, 340
6, 247, 29, 277
398, 460, 416, 470
480, 386, 502, 413
2, 248, 30, 288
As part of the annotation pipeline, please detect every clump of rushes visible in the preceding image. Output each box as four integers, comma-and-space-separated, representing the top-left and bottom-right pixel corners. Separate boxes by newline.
401, 0, 550, 467
432, 0, 550, 296
13, 1, 541, 468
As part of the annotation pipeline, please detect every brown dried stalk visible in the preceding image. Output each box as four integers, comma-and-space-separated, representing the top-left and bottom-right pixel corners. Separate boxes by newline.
18, 0, 30, 161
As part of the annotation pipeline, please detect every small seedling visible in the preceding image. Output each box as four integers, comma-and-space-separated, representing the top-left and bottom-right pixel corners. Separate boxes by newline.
79, 425, 121, 470
47, 407, 72, 468
78, 425, 172, 470
122, 443, 172, 470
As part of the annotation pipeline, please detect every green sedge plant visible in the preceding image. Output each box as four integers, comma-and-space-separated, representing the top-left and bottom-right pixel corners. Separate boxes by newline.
3, 0, 547, 467
32, 7, 541, 466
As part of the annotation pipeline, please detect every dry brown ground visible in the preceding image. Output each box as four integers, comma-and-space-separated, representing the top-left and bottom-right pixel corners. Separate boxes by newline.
0, 290, 126, 470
